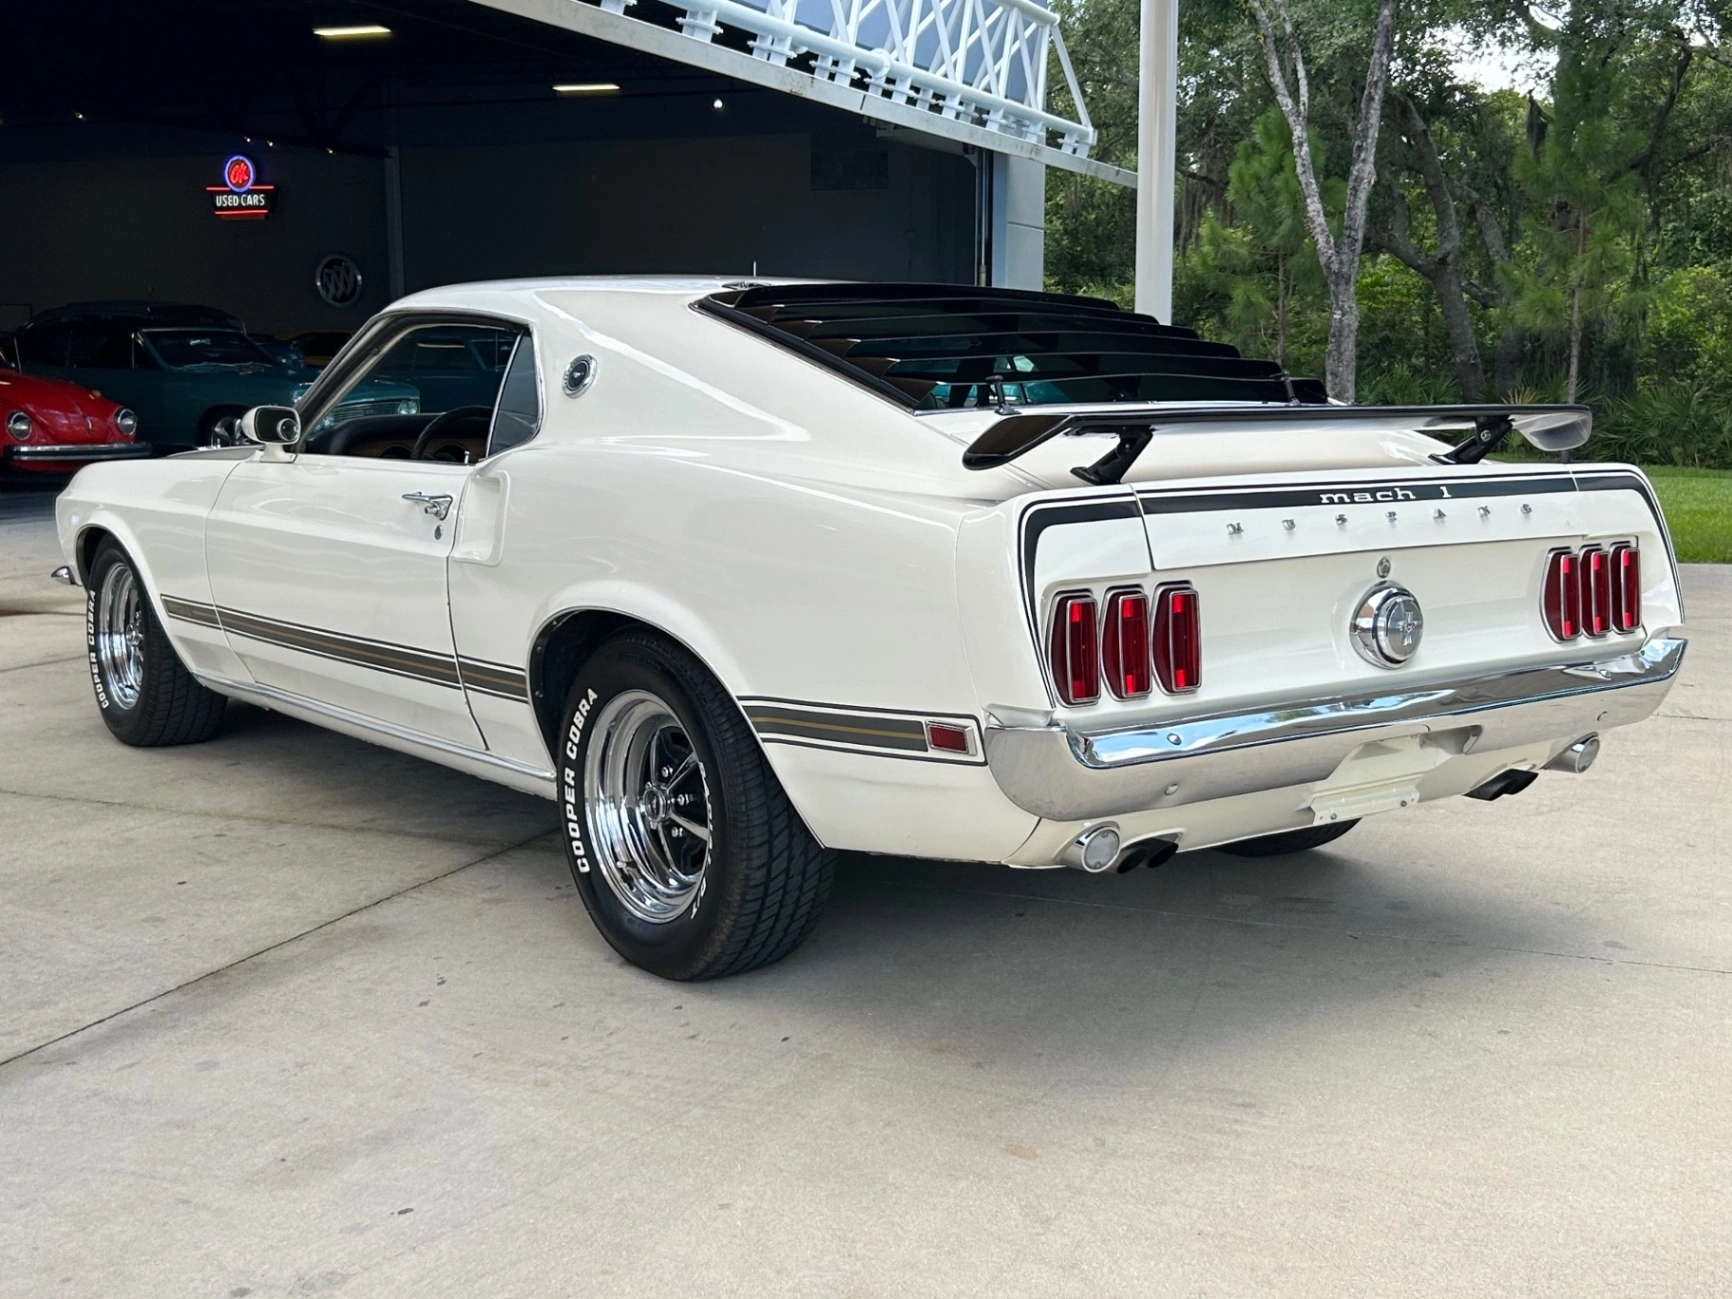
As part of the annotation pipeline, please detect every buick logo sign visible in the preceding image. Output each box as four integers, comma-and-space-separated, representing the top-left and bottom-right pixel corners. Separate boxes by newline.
314, 254, 363, 308
1352, 583, 1424, 668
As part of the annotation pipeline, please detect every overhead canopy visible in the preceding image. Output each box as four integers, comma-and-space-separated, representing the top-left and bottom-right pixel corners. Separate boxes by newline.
470, 0, 1133, 185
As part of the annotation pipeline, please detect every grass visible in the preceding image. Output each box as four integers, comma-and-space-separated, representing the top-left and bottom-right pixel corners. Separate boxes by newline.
1644, 467, 1732, 563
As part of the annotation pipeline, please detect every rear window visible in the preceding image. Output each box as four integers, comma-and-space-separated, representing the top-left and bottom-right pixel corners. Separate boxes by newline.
698, 284, 1325, 410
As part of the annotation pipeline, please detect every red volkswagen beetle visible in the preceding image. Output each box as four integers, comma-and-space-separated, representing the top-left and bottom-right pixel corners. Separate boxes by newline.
0, 347, 150, 475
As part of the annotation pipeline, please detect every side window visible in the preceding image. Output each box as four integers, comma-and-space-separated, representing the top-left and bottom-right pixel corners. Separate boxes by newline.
487, 334, 542, 456
16, 321, 73, 368
69, 324, 133, 369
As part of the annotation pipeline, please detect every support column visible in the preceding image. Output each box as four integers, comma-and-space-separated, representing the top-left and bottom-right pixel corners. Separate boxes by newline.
988, 153, 1045, 290
1134, 0, 1178, 321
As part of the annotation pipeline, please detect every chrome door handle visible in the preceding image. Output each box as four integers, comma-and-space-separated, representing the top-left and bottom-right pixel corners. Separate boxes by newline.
402, 492, 454, 520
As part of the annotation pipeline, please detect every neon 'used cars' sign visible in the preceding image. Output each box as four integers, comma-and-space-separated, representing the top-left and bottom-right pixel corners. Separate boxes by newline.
206, 155, 275, 220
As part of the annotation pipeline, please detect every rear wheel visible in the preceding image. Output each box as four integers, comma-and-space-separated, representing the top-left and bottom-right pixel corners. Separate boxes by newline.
558, 632, 835, 980
86, 539, 227, 746
1216, 819, 1359, 857
196, 407, 246, 448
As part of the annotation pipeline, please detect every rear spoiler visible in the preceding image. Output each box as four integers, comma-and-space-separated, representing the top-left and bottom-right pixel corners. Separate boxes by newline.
960, 404, 1593, 485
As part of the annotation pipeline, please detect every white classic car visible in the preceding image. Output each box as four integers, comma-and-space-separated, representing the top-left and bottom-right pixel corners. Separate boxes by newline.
54, 278, 1687, 979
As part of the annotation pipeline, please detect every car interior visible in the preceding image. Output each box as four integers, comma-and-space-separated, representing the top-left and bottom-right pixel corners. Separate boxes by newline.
301, 322, 535, 462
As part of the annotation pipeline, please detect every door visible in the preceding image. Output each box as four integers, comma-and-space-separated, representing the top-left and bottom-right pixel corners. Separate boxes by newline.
202, 314, 525, 748
205, 454, 482, 746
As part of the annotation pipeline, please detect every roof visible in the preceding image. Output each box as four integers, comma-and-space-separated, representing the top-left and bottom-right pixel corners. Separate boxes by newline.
25, 301, 245, 330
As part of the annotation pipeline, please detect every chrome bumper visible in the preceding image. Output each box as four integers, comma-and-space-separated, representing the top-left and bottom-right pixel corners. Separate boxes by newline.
984, 636, 1687, 820
5, 442, 152, 463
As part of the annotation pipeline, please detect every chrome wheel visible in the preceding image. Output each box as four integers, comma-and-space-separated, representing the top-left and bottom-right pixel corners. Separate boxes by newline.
95, 563, 145, 711
583, 690, 713, 923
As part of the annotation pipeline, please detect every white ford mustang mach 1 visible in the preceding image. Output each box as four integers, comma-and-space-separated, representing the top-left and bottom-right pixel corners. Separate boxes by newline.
54, 279, 1687, 979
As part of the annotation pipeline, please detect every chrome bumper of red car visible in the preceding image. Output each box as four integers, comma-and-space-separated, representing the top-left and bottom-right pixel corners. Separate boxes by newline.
983, 636, 1687, 820
4, 442, 153, 464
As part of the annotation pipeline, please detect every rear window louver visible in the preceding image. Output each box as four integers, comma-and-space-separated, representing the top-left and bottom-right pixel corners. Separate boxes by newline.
697, 283, 1326, 411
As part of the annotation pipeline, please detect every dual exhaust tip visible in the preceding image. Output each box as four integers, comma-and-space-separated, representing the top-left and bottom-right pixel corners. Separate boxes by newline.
1067, 734, 1602, 867
1062, 825, 1178, 874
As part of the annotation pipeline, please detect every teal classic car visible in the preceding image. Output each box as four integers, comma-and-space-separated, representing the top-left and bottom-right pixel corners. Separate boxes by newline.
12, 302, 418, 446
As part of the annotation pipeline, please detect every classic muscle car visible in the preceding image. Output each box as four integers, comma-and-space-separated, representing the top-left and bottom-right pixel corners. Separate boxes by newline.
14, 302, 418, 446
52, 279, 1686, 980
0, 350, 148, 475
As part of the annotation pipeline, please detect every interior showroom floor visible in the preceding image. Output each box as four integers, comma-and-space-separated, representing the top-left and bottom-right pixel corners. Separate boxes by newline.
2, 487, 1728, 1298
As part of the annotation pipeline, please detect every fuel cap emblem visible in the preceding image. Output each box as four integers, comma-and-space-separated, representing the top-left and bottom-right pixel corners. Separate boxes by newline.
1352, 583, 1424, 667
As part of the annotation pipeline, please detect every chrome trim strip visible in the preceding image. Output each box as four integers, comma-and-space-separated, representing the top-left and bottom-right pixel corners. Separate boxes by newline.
983, 637, 1686, 820
194, 671, 555, 784
7, 443, 153, 462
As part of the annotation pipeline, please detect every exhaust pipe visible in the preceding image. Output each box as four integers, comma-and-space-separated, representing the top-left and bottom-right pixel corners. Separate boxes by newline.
1061, 825, 1122, 873
1545, 734, 1600, 774
1465, 768, 1539, 801
1114, 837, 1180, 873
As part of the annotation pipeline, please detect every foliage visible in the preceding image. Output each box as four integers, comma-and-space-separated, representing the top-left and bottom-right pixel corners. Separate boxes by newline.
1046, 0, 1732, 470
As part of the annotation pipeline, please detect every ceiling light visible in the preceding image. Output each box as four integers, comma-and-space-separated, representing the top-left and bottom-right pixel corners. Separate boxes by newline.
553, 83, 620, 96
712, 97, 724, 109
313, 24, 392, 40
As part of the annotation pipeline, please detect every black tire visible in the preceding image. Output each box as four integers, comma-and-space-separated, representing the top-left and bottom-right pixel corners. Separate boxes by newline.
85, 539, 227, 747
1216, 819, 1359, 858
557, 632, 835, 980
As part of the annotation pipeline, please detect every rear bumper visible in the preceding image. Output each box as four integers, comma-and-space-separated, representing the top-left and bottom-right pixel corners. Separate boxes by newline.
983, 636, 1687, 820
4, 442, 153, 467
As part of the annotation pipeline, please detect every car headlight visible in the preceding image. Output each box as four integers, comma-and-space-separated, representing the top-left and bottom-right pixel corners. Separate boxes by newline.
6, 411, 30, 441
396, 399, 419, 415
114, 408, 138, 437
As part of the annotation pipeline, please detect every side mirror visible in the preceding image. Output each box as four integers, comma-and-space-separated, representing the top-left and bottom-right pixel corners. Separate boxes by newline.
239, 405, 300, 460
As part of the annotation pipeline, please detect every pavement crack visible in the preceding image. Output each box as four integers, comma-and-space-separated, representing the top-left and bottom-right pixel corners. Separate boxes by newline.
0, 784, 555, 846
0, 830, 554, 1074
0, 654, 84, 673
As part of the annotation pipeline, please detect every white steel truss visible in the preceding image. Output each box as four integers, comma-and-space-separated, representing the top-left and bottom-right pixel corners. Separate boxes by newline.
607, 0, 1096, 157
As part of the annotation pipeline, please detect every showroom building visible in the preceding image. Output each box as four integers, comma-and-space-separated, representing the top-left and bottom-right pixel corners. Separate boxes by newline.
0, 0, 1125, 337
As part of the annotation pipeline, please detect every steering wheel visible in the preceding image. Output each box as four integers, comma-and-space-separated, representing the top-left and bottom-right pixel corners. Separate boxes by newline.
410, 406, 493, 462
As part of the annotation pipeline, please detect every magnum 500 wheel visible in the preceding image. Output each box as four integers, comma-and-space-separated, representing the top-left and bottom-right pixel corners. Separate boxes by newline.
558, 632, 835, 980
85, 539, 227, 747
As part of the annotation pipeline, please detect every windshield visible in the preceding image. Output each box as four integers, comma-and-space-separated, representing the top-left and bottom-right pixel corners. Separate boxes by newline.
141, 329, 278, 369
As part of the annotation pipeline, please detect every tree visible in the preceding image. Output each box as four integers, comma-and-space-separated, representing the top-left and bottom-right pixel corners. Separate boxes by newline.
1245, 0, 1400, 400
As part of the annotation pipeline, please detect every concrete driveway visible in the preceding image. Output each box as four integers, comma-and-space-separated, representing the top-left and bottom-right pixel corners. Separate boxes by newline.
2, 487, 1727, 1298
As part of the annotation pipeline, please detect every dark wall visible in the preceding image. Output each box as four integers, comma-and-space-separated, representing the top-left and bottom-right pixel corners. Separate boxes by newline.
0, 117, 976, 334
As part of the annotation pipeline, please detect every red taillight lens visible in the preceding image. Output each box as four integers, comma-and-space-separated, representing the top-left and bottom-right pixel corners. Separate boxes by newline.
1101, 589, 1151, 699
1579, 545, 1611, 637
1049, 593, 1099, 705
1542, 550, 1581, 640
1153, 584, 1201, 693
1610, 543, 1641, 633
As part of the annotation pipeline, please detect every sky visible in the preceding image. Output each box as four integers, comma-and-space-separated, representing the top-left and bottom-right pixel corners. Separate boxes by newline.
1443, 25, 1559, 95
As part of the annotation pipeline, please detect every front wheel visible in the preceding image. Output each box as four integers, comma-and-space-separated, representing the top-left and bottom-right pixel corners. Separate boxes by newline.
558, 633, 835, 980
86, 539, 227, 746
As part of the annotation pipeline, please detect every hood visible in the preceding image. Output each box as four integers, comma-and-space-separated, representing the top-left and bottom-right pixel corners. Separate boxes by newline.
0, 369, 126, 443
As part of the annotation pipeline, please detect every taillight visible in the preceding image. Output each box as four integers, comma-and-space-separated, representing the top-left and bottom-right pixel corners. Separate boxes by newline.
1101, 589, 1151, 699
1579, 545, 1610, 637
1153, 584, 1201, 693
1610, 543, 1641, 633
1049, 593, 1099, 705
1542, 550, 1581, 641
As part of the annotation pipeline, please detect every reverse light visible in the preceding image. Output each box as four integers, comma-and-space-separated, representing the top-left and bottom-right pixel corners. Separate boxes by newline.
1579, 545, 1611, 637
1153, 584, 1201, 694
1610, 543, 1642, 633
1542, 549, 1581, 641
1101, 588, 1151, 699
1049, 593, 1099, 705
